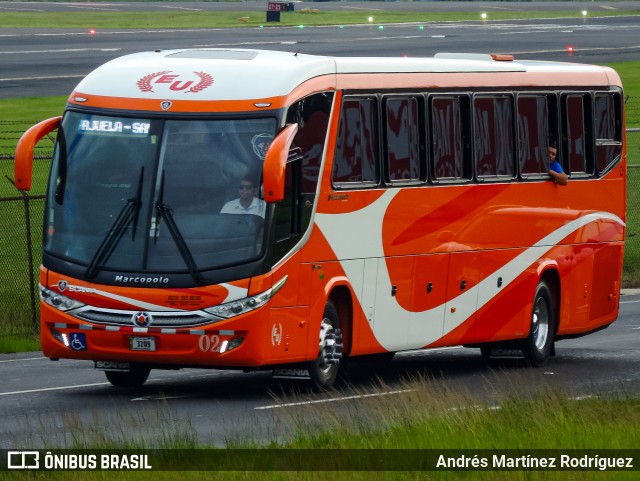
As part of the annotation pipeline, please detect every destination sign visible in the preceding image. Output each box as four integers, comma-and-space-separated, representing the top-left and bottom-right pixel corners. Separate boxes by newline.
78, 119, 151, 136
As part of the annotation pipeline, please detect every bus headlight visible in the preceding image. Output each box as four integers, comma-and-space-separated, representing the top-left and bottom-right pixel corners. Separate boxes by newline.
39, 284, 85, 312
204, 276, 287, 319
51, 328, 70, 347
220, 337, 244, 353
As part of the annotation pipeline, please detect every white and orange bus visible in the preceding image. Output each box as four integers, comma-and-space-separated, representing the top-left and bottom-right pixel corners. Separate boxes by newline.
15, 50, 625, 390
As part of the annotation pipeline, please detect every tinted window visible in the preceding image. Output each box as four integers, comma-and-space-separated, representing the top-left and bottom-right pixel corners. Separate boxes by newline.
563, 94, 592, 174
276, 92, 335, 259
45, 113, 275, 272
384, 97, 421, 183
518, 95, 549, 175
474, 95, 515, 178
430, 96, 470, 180
288, 92, 333, 195
594, 92, 622, 174
333, 98, 378, 186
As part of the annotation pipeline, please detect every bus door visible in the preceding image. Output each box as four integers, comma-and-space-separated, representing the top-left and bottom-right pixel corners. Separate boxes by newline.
358, 254, 450, 354
443, 252, 481, 346
354, 256, 413, 354
410, 253, 449, 349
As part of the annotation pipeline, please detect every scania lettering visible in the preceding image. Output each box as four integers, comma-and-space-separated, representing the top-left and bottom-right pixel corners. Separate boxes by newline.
66, 285, 98, 294
15, 49, 625, 390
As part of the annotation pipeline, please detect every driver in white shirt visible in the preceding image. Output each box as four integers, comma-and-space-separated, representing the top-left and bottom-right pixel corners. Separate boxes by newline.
220, 176, 266, 218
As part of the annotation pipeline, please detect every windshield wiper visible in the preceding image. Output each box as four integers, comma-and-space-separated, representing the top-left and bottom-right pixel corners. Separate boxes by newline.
54, 126, 68, 205
85, 167, 144, 279
155, 171, 205, 285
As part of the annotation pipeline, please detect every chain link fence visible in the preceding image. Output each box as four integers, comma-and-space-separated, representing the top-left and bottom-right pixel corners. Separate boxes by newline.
0, 117, 54, 340
1, 147, 51, 340
0, 123, 639, 342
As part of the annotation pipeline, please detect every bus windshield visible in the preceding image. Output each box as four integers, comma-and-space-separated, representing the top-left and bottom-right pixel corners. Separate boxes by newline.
44, 111, 277, 275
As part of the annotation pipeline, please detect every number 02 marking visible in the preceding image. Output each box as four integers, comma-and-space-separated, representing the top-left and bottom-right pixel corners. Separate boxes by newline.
198, 334, 221, 353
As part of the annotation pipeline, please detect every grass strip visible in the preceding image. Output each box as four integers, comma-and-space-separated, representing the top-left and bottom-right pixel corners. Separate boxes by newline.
1, 10, 639, 29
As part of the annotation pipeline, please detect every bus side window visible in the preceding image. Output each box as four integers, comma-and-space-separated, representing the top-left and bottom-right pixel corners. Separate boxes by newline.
518, 95, 550, 176
561, 93, 594, 175
473, 94, 515, 179
332, 97, 379, 188
594, 92, 623, 175
288, 92, 333, 196
429, 95, 471, 182
272, 93, 334, 262
383, 96, 422, 184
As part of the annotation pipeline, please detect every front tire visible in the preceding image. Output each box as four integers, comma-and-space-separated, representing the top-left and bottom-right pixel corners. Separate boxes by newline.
105, 365, 151, 387
523, 280, 555, 367
309, 300, 343, 392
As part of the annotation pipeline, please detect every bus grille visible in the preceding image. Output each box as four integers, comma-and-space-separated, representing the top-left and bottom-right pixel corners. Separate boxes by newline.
73, 309, 218, 328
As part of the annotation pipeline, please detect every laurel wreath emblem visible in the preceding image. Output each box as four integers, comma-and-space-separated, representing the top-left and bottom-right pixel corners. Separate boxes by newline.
136, 71, 171, 93
188, 72, 214, 93
136, 71, 214, 94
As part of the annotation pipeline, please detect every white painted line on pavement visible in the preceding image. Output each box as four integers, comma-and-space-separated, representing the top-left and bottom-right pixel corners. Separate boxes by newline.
0, 382, 111, 397
0, 74, 85, 82
255, 389, 415, 410
132, 393, 202, 402
0, 356, 46, 363
0, 6, 44, 11
0, 29, 221, 38
0, 48, 120, 55
159, 6, 203, 11
64, 5, 121, 11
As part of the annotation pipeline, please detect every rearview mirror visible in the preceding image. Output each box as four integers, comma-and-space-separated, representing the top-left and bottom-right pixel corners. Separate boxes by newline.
14, 116, 61, 191
262, 123, 298, 203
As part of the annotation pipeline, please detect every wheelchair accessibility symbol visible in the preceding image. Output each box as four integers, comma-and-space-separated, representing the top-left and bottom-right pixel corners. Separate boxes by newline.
69, 332, 87, 351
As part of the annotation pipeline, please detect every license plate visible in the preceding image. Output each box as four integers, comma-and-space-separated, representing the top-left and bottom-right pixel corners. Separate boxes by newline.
129, 336, 156, 351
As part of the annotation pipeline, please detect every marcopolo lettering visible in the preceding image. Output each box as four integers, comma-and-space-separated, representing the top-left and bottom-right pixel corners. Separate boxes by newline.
114, 276, 170, 284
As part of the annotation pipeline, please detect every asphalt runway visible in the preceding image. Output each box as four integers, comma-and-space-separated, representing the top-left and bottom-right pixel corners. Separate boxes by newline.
1, 293, 639, 447
1, 5, 640, 98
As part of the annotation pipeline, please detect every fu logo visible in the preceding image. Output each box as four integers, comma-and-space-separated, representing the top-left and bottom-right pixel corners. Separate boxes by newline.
137, 71, 214, 94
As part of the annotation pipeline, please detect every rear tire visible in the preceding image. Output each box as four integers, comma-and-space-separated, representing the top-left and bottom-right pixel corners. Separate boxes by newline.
523, 280, 555, 367
309, 300, 343, 392
105, 365, 151, 387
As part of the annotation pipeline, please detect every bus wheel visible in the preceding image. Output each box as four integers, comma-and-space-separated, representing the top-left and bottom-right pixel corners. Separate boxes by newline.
105, 365, 151, 387
523, 280, 555, 367
309, 300, 343, 392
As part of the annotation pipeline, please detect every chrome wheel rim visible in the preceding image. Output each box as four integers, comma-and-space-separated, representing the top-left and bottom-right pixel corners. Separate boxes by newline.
532, 296, 550, 351
318, 318, 340, 376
